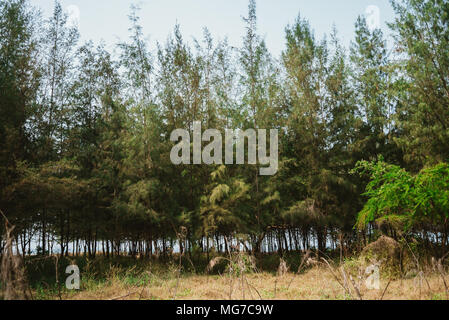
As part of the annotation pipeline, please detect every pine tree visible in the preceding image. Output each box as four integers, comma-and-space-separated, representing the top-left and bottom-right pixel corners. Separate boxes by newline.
390, 0, 449, 167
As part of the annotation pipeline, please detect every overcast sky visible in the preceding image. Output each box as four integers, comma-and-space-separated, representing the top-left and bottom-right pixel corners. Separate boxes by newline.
29, 0, 396, 56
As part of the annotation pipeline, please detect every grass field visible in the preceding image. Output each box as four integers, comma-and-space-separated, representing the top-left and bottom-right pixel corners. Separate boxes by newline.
39, 267, 448, 301
19, 254, 449, 300
59, 268, 447, 301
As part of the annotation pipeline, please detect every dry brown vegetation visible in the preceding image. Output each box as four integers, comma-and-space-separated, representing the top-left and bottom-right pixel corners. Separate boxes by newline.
56, 265, 448, 301
0, 212, 30, 300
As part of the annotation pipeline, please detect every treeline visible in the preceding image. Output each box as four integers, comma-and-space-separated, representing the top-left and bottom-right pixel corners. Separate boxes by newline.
1, 0, 448, 259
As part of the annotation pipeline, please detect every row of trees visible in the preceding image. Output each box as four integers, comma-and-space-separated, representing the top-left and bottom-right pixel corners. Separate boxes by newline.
1, 0, 448, 259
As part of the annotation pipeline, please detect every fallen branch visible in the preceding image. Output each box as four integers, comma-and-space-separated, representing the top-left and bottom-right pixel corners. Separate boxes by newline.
110, 290, 138, 300
349, 274, 362, 300
321, 257, 352, 299
380, 278, 392, 300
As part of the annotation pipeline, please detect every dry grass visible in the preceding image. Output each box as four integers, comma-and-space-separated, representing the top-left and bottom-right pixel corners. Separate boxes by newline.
61, 265, 449, 300
1, 210, 30, 300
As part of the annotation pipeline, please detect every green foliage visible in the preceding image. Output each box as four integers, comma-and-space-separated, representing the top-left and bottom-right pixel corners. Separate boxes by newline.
354, 158, 449, 230
390, 0, 449, 166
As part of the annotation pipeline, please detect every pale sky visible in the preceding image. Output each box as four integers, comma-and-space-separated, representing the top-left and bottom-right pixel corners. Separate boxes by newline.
30, 0, 396, 56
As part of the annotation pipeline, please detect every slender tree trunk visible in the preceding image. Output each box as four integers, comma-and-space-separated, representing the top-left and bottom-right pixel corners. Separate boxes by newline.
42, 209, 46, 255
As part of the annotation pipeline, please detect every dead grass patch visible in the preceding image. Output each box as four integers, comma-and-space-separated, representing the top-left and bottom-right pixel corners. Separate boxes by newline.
59, 265, 449, 300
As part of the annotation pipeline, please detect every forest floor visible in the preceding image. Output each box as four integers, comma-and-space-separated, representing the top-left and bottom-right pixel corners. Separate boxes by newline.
33, 264, 449, 300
